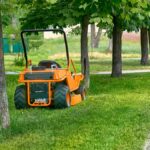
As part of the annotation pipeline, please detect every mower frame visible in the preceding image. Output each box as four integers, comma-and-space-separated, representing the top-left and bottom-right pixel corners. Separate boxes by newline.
15, 29, 85, 108
21, 29, 69, 68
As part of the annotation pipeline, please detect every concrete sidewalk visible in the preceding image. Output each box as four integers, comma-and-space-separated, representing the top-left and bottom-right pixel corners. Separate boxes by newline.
6, 72, 19, 75
6, 70, 150, 75
143, 134, 150, 150
91, 70, 150, 75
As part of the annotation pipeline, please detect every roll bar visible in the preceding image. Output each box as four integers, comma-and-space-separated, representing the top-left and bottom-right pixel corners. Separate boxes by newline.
21, 29, 69, 68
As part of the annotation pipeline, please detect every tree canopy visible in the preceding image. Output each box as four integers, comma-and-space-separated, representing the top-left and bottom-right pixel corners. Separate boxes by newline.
18, 0, 150, 79
19, 0, 150, 35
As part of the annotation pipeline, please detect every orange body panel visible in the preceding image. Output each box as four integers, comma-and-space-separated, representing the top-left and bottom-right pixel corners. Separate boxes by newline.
71, 94, 82, 106
18, 59, 84, 107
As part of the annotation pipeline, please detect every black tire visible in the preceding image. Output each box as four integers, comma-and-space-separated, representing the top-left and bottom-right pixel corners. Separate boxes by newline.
54, 84, 71, 109
75, 85, 86, 100
14, 85, 28, 109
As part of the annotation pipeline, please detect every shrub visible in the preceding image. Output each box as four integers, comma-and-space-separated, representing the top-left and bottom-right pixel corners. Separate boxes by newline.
14, 57, 24, 66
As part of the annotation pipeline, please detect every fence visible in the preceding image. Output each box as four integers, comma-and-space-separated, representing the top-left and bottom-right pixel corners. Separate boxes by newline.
3, 38, 24, 54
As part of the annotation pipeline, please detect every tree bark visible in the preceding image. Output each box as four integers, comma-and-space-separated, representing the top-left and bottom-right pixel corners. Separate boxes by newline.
0, 10, 10, 129
111, 16, 123, 77
12, 16, 18, 28
81, 16, 90, 89
148, 30, 150, 51
91, 24, 95, 48
106, 38, 113, 52
140, 28, 148, 65
94, 28, 102, 48
91, 24, 102, 48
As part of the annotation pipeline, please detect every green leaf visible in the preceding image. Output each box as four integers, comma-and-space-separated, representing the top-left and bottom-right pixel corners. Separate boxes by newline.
79, 3, 88, 10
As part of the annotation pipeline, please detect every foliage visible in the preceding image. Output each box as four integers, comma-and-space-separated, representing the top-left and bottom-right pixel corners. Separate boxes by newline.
92, 0, 149, 33
18, 0, 149, 39
1, 0, 17, 26
19, 0, 55, 29
2, 14, 11, 26
19, 0, 99, 29
14, 56, 24, 66
138, 0, 150, 29
68, 26, 81, 35
2, 0, 25, 41
28, 34, 44, 50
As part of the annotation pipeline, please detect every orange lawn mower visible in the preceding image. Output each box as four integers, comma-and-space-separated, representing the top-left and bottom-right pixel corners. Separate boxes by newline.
14, 29, 86, 109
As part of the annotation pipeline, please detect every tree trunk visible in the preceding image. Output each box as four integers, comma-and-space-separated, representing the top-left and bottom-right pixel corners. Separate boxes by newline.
91, 24, 95, 48
91, 24, 102, 48
111, 16, 123, 77
81, 16, 90, 89
106, 38, 113, 52
94, 28, 102, 48
140, 28, 148, 65
148, 30, 150, 51
0, 10, 10, 129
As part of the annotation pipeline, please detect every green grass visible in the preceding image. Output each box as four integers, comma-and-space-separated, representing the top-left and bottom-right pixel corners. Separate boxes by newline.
1, 74, 150, 149
4, 34, 149, 72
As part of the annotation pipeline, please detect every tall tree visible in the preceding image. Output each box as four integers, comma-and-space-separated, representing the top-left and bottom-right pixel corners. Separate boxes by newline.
91, 23, 102, 48
0, 0, 10, 129
111, 16, 123, 77
81, 16, 90, 88
106, 38, 113, 52
139, 1, 150, 65
140, 28, 148, 65
110, 0, 148, 77
148, 29, 150, 51
97, 0, 148, 77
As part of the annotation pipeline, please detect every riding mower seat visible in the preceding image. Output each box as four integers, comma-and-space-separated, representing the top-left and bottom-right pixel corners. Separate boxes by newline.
38, 60, 61, 69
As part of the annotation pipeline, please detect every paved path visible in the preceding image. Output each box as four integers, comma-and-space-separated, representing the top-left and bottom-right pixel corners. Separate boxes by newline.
144, 135, 150, 150
92, 70, 150, 75
5, 70, 150, 75
6, 72, 19, 75
144, 141, 150, 150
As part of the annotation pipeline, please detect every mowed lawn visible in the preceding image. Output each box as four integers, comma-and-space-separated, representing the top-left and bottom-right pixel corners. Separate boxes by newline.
0, 74, 150, 149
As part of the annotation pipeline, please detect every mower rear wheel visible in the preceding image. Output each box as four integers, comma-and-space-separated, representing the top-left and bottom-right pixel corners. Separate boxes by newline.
14, 85, 28, 109
75, 85, 86, 100
54, 85, 71, 109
